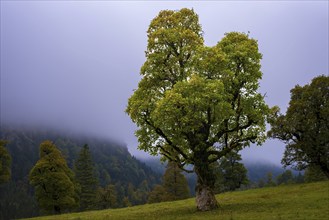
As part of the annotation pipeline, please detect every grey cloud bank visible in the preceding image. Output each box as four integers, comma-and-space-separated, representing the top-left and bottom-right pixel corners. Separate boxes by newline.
1, 1, 328, 164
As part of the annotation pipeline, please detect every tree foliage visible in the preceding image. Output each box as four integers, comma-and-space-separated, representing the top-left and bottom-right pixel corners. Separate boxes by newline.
0, 127, 161, 218
0, 140, 11, 185
265, 172, 276, 187
268, 75, 329, 178
95, 184, 117, 209
74, 144, 98, 211
147, 184, 166, 204
162, 161, 190, 200
304, 165, 327, 183
148, 161, 190, 203
276, 170, 294, 185
29, 140, 79, 214
126, 8, 269, 210
214, 151, 248, 193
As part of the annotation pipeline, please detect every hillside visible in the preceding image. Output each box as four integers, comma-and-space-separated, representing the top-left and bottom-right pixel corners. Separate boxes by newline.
27, 181, 329, 220
0, 126, 161, 219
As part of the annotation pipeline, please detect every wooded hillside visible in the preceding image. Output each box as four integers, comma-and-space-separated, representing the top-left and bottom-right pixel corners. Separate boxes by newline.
0, 126, 161, 219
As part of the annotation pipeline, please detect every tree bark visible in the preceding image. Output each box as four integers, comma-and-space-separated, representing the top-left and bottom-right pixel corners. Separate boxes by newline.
54, 205, 61, 215
319, 163, 329, 179
194, 163, 218, 211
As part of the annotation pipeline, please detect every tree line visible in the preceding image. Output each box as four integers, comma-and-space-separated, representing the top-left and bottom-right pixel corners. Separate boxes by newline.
0, 129, 162, 219
0, 121, 327, 218
0, 138, 193, 217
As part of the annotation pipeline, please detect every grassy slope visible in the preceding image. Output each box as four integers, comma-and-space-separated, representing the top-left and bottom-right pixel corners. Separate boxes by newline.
27, 181, 329, 220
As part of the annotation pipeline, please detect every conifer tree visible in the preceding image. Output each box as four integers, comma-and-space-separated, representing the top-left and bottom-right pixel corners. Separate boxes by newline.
122, 196, 132, 207
276, 170, 294, 185
148, 161, 190, 203
214, 151, 248, 192
95, 184, 117, 209
162, 161, 190, 201
265, 172, 276, 187
74, 144, 98, 210
147, 184, 166, 203
134, 180, 150, 205
304, 165, 327, 183
29, 140, 79, 214
0, 140, 11, 185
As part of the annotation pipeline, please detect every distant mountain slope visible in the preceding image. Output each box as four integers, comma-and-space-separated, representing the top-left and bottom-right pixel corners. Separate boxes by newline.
0, 126, 160, 187
0, 126, 161, 219
244, 161, 285, 182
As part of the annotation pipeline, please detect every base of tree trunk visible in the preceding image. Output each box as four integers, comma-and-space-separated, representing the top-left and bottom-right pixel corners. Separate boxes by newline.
196, 185, 218, 211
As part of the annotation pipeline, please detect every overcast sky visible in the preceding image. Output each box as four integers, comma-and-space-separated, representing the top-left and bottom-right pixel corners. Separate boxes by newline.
1, 1, 328, 165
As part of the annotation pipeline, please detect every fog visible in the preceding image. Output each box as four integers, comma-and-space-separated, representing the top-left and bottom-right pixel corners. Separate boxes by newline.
1, 1, 328, 164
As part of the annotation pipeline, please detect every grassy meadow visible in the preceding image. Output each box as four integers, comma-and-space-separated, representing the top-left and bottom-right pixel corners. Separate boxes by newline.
26, 181, 329, 220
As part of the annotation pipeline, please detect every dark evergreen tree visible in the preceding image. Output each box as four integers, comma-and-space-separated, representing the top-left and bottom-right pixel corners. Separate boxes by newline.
127, 183, 138, 205
134, 180, 150, 205
74, 144, 98, 210
0, 140, 11, 185
29, 140, 79, 214
162, 161, 190, 201
214, 151, 248, 192
304, 165, 327, 183
95, 184, 117, 209
257, 179, 265, 188
276, 170, 294, 185
122, 196, 132, 207
265, 172, 276, 187
294, 172, 305, 183
147, 184, 166, 203
148, 161, 190, 203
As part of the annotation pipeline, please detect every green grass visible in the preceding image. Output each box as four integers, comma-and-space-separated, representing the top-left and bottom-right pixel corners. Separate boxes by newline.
26, 181, 329, 220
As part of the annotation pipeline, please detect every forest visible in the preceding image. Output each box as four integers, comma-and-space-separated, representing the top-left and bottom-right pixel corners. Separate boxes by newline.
0, 127, 161, 219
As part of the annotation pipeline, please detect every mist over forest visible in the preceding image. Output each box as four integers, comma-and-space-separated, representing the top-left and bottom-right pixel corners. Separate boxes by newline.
1, 1, 327, 164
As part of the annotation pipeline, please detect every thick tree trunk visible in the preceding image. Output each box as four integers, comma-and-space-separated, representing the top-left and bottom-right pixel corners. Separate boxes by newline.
194, 164, 218, 211
320, 164, 329, 179
54, 205, 61, 215
195, 182, 218, 211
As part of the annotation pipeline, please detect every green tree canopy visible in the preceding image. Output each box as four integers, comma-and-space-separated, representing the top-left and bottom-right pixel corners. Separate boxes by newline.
29, 140, 79, 214
0, 140, 11, 185
74, 144, 98, 211
126, 8, 270, 210
214, 151, 248, 193
268, 75, 329, 178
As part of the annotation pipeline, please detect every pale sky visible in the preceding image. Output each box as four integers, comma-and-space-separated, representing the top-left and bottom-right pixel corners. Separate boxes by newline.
1, 1, 328, 165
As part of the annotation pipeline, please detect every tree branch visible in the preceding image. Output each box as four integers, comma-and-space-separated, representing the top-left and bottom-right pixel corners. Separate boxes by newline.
144, 116, 190, 161
215, 118, 254, 142
208, 134, 257, 163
